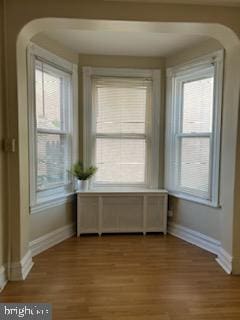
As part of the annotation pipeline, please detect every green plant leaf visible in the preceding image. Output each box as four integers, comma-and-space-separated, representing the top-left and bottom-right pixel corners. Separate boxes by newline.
69, 161, 97, 180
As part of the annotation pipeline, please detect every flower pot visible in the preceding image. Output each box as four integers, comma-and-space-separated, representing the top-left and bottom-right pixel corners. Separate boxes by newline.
75, 179, 89, 191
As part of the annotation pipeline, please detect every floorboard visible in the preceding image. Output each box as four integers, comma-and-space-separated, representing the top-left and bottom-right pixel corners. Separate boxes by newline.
1, 234, 240, 320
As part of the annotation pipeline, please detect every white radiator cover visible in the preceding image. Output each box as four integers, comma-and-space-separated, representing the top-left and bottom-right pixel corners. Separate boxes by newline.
77, 190, 168, 236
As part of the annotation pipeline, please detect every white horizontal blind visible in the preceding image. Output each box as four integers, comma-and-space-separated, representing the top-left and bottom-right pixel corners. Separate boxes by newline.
182, 77, 213, 133
176, 70, 214, 198
92, 77, 152, 185
180, 137, 210, 195
35, 59, 72, 191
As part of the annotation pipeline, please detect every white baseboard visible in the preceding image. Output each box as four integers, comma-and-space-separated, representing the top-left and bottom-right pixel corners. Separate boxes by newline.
232, 257, 240, 274
0, 265, 7, 292
168, 222, 232, 274
216, 247, 232, 274
30, 223, 76, 257
6, 224, 75, 282
168, 222, 221, 254
10, 250, 34, 281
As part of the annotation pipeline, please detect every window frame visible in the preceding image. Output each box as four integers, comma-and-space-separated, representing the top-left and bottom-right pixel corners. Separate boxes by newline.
165, 50, 224, 207
83, 67, 161, 190
28, 44, 78, 213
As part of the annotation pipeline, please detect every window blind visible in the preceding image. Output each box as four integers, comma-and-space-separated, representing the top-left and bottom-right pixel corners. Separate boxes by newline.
37, 133, 68, 190
35, 60, 71, 191
178, 75, 214, 198
182, 77, 214, 134
180, 137, 210, 195
92, 77, 152, 184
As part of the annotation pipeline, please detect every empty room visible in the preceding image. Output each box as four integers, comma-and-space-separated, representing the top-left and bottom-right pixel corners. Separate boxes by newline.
1, 1, 240, 320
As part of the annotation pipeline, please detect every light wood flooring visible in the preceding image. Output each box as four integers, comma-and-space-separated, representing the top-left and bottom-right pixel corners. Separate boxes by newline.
1, 234, 240, 320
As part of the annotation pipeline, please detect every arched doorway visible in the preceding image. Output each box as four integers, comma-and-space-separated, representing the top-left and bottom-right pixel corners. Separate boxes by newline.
9, 17, 240, 280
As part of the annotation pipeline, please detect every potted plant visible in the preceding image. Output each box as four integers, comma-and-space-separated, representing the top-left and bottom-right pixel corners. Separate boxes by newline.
69, 161, 97, 191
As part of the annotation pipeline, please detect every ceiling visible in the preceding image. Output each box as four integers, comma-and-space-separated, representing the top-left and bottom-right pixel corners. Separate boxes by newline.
42, 30, 210, 57
105, 0, 240, 6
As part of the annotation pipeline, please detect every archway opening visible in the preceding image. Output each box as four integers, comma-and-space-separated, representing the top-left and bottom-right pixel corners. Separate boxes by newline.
13, 18, 240, 279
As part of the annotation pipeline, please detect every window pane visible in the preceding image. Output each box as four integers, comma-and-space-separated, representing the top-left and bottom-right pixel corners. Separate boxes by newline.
37, 133, 69, 190
95, 138, 146, 184
35, 62, 67, 131
180, 137, 210, 196
182, 77, 214, 133
95, 79, 150, 134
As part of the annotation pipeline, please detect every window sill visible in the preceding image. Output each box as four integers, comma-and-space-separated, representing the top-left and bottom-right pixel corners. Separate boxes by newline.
30, 192, 75, 214
168, 191, 221, 208
77, 188, 168, 194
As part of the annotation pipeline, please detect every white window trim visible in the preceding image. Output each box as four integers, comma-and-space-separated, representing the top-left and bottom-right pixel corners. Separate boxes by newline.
83, 67, 161, 190
28, 43, 78, 213
165, 50, 224, 207
30, 193, 75, 214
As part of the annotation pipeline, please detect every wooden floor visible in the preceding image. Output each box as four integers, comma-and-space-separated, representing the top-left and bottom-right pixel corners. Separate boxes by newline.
1, 234, 240, 320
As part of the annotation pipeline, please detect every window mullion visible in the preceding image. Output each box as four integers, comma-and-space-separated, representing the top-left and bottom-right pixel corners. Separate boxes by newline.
176, 132, 211, 138
96, 133, 147, 140
37, 128, 68, 135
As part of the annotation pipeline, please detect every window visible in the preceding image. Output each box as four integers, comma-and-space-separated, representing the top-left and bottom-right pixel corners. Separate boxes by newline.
35, 60, 71, 191
83, 68, 160, 189
165, 51, 223, 206
28, 44, 77, 210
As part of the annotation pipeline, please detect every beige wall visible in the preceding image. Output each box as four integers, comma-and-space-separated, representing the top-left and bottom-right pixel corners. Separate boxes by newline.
31, 34, 78, 64
1, 0, 240, 274
166, 39, 223, 66
166, 39, 223, 240
0, 0, 7, 269
78, 54, 165, 69
30, 201, 76, 241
